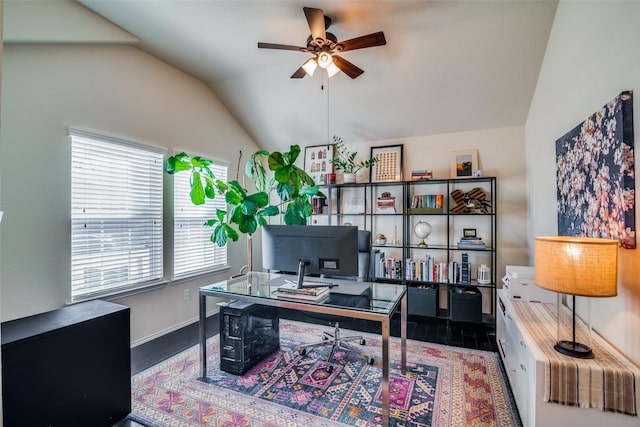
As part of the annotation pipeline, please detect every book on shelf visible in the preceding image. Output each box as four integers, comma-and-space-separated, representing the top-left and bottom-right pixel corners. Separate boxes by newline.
376, 206, 396, 214
457, 239, 487, 249
411, 170, 433, 180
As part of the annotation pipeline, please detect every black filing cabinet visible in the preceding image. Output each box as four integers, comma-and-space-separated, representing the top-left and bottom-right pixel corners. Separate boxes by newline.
449, 286, 483, 323
1, 300, 131, 427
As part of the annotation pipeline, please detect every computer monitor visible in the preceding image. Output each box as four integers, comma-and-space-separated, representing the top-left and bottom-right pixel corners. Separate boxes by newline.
261, 224, 359, 288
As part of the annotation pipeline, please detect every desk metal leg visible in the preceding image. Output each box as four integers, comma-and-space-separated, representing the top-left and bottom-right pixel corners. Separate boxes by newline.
381, 317, 390, 427
401, 292, 407, 371
199, 293, 207, 379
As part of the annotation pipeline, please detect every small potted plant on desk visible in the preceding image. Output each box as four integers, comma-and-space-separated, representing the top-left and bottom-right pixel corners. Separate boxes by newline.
330, 136, 377, 183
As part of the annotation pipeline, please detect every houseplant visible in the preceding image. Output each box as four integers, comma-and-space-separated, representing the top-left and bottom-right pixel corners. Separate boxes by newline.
330, 135, 377, 183
165, 145, 323, 271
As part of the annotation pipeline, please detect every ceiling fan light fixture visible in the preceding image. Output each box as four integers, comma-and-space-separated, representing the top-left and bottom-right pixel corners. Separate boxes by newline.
302, 58, 318, 76
326, 61, 340, 78
317, 52, 333, 69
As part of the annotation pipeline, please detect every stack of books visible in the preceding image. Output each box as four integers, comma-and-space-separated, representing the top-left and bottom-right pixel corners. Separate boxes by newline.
376, 194, 396, 213
275, 281, 330, 302
411, 170, 433, 180
457, 237, 487, 250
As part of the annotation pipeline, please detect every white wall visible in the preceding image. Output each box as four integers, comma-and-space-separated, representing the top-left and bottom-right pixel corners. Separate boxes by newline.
0, 43, 259, 343
526, 1, 640, 363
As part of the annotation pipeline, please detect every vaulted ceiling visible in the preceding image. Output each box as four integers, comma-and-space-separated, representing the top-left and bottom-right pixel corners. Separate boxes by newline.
15, 0, 559, 153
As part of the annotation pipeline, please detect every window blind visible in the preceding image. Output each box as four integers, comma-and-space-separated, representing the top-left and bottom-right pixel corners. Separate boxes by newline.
70, 129, 164, 300
173, 161, 228, 278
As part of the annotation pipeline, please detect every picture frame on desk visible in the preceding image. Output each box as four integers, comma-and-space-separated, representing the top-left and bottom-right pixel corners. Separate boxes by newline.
450, 149, 478, 178
370, 144, 403, 182
304, 144, 335, 186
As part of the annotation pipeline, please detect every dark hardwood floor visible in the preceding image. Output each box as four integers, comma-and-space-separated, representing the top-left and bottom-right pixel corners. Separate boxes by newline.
115, 310, 497, 426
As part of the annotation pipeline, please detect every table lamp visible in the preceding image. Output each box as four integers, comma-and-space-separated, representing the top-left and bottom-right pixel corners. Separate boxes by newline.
534, 236, 618, 359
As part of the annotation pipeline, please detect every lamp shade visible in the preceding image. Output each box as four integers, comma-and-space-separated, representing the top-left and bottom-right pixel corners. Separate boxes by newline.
534, 236, 618, 297
302, 58, 318, 76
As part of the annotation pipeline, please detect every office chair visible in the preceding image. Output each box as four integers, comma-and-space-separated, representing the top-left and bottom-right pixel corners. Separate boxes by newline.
297, 230, 375, 372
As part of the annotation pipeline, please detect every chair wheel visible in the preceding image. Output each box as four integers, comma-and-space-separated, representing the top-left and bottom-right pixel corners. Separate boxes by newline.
326, 365, 334, 373
367, 356, 375, 365
299, 348, 307, 356
359, 339, 366, 345
322, 336, 329, 341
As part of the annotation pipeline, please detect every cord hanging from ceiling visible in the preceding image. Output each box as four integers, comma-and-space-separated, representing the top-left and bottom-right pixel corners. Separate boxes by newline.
324, 73, 331, 144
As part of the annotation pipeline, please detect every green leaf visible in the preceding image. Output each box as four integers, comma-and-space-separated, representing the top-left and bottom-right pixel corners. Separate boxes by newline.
240, 199, 258, 215
190, 171, 205, 205
300, 185, 320, 197
215, 179, 228, 193
268, 152, 285, 171
283, 202, 306, 225
237, 215, 258, 234
259, 205, 280, 216
216, 208, 226, 222
212, 225, 228, 246
223, 224, 239, 242
274, 166, 293, 184
276, 181, 295, 201
288, 145, 301, 163
246, 151, 270, 192
245, 192, 269, 207
204, 218, 219, 227
204, 176, 216, 199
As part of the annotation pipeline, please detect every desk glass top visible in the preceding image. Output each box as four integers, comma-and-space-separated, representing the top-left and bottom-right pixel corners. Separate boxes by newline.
199, 272, 405, 316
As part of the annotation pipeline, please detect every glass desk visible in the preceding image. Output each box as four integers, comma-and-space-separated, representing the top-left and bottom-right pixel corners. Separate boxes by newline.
199, 271, 407, 427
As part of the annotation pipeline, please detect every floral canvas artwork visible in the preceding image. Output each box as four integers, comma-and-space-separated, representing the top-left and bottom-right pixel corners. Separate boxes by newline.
556, 91, 635, 248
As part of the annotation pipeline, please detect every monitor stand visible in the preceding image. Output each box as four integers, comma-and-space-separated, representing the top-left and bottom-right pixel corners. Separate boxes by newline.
296, 260, 337, 289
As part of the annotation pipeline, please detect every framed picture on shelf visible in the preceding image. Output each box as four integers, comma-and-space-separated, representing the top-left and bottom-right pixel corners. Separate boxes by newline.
370, 144, 403, 182
304, 144, 334, 185
450, 149, 478, 178
463, 228, 477, 238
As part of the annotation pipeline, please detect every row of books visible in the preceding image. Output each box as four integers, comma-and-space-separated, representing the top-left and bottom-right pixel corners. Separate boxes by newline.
372, 250, 403, 280
311, 196, 326, 215
404, 256, 471, 284
410, 194, 443, 209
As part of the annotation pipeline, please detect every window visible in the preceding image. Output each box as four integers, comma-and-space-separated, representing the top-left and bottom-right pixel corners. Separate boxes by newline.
70, 128, 164, 301
173, 160, 228, 278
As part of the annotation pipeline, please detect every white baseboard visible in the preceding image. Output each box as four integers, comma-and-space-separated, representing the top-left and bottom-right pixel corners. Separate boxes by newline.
131, 307, 220, 348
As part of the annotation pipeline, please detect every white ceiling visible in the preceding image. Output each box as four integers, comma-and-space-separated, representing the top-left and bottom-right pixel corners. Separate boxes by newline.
40, 1, 560, 152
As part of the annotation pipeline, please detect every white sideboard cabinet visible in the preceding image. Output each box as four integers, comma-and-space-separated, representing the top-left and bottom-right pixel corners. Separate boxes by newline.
496, 288, 639, 427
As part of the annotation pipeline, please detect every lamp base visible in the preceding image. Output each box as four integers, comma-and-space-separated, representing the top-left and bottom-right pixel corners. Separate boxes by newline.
554, 340, 594, 359
417, 239, 428, 248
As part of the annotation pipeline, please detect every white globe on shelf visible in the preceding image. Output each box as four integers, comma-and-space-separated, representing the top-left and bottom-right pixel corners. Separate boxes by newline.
414, 221, 432, 248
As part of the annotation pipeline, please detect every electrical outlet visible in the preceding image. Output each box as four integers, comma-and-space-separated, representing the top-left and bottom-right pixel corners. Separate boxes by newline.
183, 288, 190, 301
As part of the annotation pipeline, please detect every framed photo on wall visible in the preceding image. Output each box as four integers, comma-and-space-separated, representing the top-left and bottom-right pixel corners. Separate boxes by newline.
370, 144, 403, 182
450, 149, 478, 178
304, 144, 334, 185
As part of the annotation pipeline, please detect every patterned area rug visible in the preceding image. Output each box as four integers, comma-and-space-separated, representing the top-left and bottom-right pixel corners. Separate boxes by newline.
130, 320, 520, 427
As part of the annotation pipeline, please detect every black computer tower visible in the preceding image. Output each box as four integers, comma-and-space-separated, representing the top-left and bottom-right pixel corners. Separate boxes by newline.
220, 301, 280, 375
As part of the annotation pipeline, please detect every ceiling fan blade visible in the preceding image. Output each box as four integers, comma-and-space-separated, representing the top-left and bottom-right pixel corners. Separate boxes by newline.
291, 66, 307, 79
338, 31, 386, 52
258, 42, 307, 52
332, 55, 364, 79
303, 7, 326, 42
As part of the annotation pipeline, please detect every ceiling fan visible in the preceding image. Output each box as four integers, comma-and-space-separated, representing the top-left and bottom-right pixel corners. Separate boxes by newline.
257, 6, 386, 79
